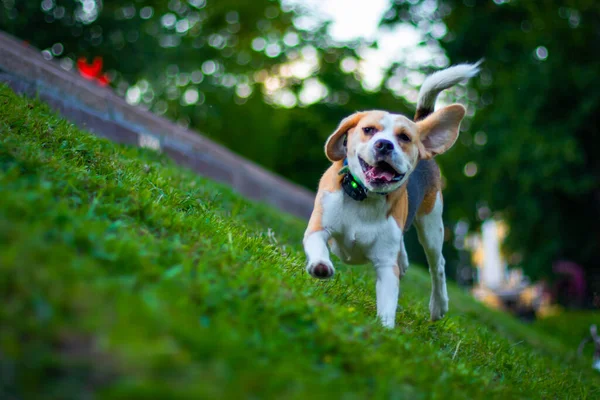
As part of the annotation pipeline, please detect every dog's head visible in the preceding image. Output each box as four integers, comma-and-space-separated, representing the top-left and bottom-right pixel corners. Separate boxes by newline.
324, 105, 466, 194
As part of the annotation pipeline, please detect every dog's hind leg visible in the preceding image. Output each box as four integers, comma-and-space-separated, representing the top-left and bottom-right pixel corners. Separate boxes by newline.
414, 192, 448, 321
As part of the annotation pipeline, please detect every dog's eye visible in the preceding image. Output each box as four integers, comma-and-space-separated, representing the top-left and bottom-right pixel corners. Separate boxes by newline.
398, 133, 411, 143
362, 127, 376, 135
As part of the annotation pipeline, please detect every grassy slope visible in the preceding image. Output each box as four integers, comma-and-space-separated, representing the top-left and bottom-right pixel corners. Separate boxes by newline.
533, 312, 600, 354
0, 84, 598, 399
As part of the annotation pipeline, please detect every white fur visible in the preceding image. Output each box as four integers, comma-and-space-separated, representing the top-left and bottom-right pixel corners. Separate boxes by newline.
376, 266, 399, 328
304, 189, 449, 327
417, 61, 482, 113
305, 189, 403, 328
321, 191, 402, 266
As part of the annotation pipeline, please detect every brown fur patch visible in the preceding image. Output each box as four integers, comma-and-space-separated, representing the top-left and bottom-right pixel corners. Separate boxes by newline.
387, 184, 409, 231
415, 160, 441, 216
416, 104, 465, 158
394, 126, 415, 140
418, 188, 440, 216
325, 113, 366, 161
416, 141, 431, 160
306, 161, 344, 234
354, 112, 386, 143
324, 111, 389, 162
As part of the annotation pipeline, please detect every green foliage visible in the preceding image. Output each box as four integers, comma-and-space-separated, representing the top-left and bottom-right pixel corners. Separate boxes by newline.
1, 85, 600, 398
382, 1, 600, 280
0, 0, 414, 191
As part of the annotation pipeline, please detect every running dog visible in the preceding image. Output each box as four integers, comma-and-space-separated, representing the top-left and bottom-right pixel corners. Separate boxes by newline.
303, 62, 481, 328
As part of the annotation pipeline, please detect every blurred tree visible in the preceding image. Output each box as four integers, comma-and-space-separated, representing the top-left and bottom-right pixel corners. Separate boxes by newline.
0, 0, 413, 190
382, 0, 600, 281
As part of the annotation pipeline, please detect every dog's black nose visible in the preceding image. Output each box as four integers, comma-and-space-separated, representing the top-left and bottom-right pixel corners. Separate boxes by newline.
374, 139, 394, 155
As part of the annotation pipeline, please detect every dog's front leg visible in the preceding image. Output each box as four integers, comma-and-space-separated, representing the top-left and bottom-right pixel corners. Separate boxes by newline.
304, 191, 335, 279
375, 264, 400, 329
303, 229, 335, 279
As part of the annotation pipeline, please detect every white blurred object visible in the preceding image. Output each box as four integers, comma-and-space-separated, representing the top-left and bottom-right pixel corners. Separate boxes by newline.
480, 219, 506, 290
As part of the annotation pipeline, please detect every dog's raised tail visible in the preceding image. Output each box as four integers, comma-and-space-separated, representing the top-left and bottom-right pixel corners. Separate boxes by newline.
414, 60, 482, 121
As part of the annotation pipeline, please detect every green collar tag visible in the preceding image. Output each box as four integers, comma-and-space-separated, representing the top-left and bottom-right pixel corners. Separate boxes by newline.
339, 160, 368, 201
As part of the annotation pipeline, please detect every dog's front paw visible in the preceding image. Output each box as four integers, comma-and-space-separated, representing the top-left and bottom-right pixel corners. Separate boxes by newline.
307, 260, 335, 279
429, 295, 449, 321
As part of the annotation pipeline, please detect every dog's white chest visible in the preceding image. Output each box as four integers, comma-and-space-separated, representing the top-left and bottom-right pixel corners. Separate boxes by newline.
321, 191, 402, 265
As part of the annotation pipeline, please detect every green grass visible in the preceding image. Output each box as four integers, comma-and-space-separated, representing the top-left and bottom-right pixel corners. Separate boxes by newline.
0, 84, 598, 399
533, 311, 600, 353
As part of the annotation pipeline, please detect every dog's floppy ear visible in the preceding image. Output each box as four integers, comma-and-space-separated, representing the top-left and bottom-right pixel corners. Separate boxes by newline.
416, 104, 465, 159
324, 112, 365, 161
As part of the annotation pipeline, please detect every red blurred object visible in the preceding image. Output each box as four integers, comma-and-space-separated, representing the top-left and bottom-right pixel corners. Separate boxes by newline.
97, 74, 110, 87
77, 56, 110, 86
77, 57, 102, 79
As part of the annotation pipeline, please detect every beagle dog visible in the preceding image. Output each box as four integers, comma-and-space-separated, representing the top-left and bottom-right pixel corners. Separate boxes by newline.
303, 62, 481, 328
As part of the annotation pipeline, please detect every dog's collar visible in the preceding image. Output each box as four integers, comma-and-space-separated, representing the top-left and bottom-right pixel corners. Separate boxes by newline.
339, 159, 386, 201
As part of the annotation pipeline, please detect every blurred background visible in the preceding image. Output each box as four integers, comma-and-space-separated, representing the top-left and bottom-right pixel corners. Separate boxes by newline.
1, 0, 598, 319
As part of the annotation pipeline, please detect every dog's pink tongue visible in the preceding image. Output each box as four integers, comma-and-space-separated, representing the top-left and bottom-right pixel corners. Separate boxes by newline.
366, 167, 394, 182
378, 170, 395, 181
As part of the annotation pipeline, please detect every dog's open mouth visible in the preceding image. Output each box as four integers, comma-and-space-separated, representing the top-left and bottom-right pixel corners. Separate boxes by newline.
359, 157, 405, 185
